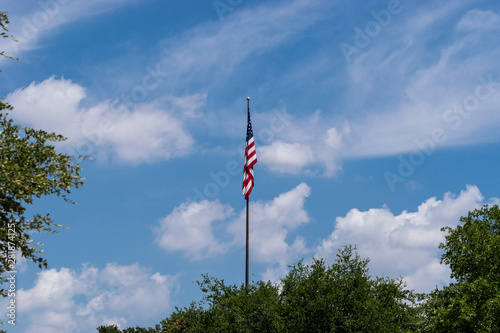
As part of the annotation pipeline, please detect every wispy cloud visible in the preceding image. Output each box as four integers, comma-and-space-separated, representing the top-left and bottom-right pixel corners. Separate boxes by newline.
4, 0, 336, 166
0, 0, 139, 59
154, 0, 331, 88
254, 4, 500, 177
342, 6, 500, 158
5, 1, 500, 176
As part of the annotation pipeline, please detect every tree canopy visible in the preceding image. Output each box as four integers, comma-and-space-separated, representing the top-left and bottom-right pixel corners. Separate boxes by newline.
1, 11, 85, 297
420, 205, 500, 332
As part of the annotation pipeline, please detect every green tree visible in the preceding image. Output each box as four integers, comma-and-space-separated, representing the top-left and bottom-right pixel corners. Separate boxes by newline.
97, 325, 123, 333
160, 276, 283, 332
280, 245, 417, 332
125, 245, 418, 332
97, 325, 163, 332
1, 11, 85, 296
421, 205, 500, 332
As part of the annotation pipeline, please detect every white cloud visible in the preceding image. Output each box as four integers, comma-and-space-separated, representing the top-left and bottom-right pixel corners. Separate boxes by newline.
153, 183, 494, 291
259, 141, 315, 174
315, 185, 485, 292
404, 258, 451, 292
1, 263, 177, 332
227, 183, 312, 280
102, 103, 194, 163
154, 183, 491, 291
154, 200, 233, 260
6, 76, 200, 163
257, 116, 349, 176
155, 183, 312, 278
325, 127, 344, 150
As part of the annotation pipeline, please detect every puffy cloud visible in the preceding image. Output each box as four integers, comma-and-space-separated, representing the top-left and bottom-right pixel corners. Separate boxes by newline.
325, 127, 343, 149
404, 259, 451, 292
154, 200, 234, 260
259, 141, 315, 174
155, 183, 312, 278
6, 76, 200, 163
7, 76, 86, 136
258, 119, 349, 176
155, 184, 494, 291
102, 103, 194, 163
2, 263, 177, 332
315, 185, 485, 292
154, 183, 492, 291
227, 183, 312, 281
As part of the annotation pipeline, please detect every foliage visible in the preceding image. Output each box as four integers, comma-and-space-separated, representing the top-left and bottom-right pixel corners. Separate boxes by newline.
0, 11, 85, 296
440, 205, 500, 284
0, 11, 18, 62
97, 324, 164, 332
279, 245, 418, 332
107, 245, 417, 333
420, 205, 500, 332
156, 276, 283, 332
98, 325, 122, 333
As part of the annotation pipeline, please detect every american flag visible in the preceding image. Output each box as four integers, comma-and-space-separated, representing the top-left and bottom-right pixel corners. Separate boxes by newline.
242, 106, 257, 199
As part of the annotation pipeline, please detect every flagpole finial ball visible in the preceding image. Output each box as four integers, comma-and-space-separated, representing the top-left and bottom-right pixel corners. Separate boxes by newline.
247, 97, 250, 100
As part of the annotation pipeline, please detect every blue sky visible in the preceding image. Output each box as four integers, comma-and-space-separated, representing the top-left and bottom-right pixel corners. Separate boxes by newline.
1, 0, 500, 331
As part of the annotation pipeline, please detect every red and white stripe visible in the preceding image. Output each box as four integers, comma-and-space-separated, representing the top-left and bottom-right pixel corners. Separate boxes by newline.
242, 136, 257, 199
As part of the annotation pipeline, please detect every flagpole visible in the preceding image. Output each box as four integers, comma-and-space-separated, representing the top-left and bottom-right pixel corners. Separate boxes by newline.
246, 197, 249, 288
245, 96, 250, 289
